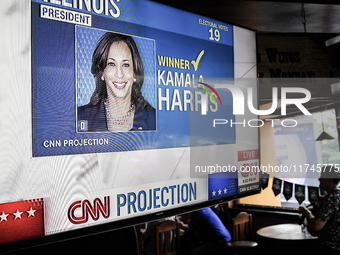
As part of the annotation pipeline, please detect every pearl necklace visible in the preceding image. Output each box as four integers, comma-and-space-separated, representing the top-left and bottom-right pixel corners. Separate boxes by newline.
104, 99, 135, 125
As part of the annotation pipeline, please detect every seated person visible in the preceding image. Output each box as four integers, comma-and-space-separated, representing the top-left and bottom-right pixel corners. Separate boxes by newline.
299, 165, 340, 254
182, 207, 231, 255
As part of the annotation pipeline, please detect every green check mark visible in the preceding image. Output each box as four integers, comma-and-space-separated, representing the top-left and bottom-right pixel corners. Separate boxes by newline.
191, 50, 205, 71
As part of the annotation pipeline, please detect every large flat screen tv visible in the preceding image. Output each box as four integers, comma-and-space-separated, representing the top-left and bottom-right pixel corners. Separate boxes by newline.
0, 0, 259, 251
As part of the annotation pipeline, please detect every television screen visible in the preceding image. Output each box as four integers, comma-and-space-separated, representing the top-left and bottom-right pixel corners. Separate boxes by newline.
0, 0, 259, 249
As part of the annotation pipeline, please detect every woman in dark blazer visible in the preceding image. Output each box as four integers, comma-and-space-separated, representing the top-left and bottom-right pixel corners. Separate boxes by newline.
78, 32, 156, 132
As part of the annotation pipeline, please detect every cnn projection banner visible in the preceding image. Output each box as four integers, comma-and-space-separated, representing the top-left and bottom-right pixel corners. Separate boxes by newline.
44, 178, 207, 234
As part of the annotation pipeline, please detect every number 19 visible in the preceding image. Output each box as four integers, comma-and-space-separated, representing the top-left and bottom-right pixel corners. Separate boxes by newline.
209, 28, 220, 42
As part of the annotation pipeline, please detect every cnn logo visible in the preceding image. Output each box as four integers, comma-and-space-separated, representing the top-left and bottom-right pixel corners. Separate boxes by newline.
68, 196, 110, 224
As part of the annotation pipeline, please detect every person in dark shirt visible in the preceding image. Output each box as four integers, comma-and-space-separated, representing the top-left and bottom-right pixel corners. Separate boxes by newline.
186, 207, 231, 255
78, 32, 155, 132
299, 165, 340, 254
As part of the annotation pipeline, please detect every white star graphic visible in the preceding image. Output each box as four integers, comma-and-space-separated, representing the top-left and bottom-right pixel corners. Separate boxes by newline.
13, 209, 23, 220
26, 207, 36, 218
224, 188, 228, 194
0, 211, 9, 222
218, 189, 222, 195
212, 190, 216, 196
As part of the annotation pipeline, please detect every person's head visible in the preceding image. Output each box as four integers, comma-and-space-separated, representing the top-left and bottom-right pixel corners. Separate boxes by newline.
90, 32, 148, 107
318, 165, 340, 192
